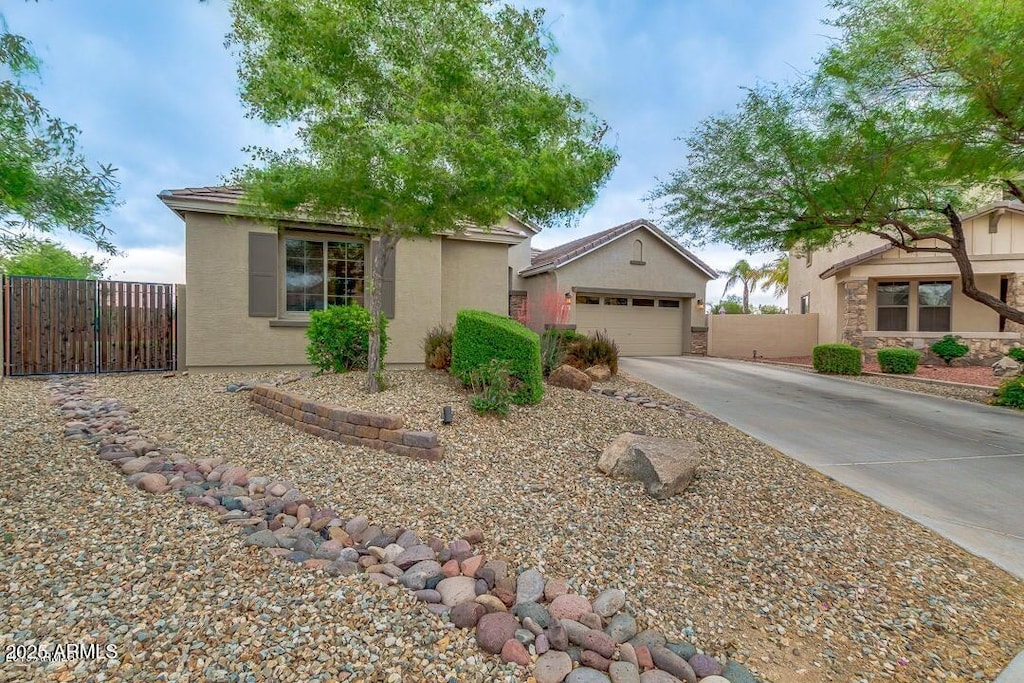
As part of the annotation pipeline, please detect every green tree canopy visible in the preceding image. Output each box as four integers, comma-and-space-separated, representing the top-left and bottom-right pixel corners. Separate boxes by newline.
0, 14, 119, 255
0, 239, 105, 279
650, 0, 1024, 325
227, 0, 618, 391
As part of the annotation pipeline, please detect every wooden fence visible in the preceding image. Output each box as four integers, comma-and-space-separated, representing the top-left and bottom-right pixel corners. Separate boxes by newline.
2, 276, 178, 376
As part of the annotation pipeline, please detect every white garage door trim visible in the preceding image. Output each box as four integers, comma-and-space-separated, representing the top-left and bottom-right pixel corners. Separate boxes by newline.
573, 292, 688, 356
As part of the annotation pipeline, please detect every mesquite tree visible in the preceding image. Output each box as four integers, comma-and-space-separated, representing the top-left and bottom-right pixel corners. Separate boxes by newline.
651, 0, 1024, 326
227, 0, 618, 391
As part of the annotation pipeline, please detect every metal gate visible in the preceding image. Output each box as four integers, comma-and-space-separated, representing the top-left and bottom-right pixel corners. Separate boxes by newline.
2, 276, 177, 376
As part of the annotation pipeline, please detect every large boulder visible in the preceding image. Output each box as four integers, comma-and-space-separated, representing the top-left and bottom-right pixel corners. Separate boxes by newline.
584, 364, 612, 381
993, 355, 1021, 377
548, 364, 593, 392
597, 433, 699, 500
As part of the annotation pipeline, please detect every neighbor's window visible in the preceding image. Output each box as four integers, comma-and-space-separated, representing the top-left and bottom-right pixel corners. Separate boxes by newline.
657, 299, 681, 308
285, 238, 365, 312
632, 298, 655, 307
918, 281, 952, 332
576, 294, 601, 305
605, 297, 628, 306
800, 293, 810, 314
876, 281, 909, 331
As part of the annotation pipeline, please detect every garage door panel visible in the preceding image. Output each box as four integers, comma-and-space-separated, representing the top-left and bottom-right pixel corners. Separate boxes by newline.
574, 299, 684, 356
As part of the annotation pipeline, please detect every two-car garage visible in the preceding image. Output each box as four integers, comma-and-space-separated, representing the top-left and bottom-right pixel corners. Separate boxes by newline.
572, 291, 690, 356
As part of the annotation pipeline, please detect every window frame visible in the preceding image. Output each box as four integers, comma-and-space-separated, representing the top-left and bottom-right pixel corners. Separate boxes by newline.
632, 297, 655, 307
576, 294, 601, 305
917, 280, 952, 332
657, 299, 681, 308
282, 233, 367, 316
604, 297, 628, 306
800, 293, 810, 315
876, 281, 910, 331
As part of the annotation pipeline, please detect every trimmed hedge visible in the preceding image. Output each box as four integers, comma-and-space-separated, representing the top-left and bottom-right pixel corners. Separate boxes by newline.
812, 343, 862, 375
451, 309, 543, 404
876, 348, 921, 374
930, 334, 969, 365
306, 305, 387, 373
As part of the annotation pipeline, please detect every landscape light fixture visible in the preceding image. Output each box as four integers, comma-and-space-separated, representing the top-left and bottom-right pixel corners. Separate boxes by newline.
442, 405, 453, 425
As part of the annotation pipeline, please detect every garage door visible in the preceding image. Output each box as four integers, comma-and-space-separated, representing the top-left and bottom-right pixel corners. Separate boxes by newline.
573, 294, 686, 356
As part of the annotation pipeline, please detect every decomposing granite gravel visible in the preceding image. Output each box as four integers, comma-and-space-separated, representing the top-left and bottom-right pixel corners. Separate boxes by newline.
2, 368, 1023, 683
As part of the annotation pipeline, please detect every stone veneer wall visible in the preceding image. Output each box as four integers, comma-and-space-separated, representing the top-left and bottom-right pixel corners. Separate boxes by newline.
863, 335, 1018, 364
509, 291, 528, 324
841, 280, 869, 346
1006, 274, 1024, 336
690, 327, 708, 355
250, 385, 443, 461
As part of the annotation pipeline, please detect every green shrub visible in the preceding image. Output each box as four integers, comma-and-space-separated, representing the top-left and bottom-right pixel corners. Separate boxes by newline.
812, 343, 862, 375
451, 309, 543, 404
306, 305, 387, 373
991, 375, 1024, 410
467, 359, 514, 416
930, 334, 969, 365
1006, 347, 1024, 364
565, 330, 620, 375
540, 330, 567, 378
423, 324, 452, 370
876, 348, 921, 374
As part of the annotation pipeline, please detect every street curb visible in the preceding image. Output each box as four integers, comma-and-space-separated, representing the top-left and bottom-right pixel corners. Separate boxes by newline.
996, 651, 1024, 683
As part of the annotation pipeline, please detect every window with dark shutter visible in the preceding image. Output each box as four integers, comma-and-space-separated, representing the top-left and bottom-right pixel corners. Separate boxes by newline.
248, 232, 278, 317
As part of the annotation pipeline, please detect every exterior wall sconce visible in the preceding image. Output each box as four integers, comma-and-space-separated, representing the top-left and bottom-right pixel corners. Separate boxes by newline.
696, 298, 705, 312
564, 292, 571, 306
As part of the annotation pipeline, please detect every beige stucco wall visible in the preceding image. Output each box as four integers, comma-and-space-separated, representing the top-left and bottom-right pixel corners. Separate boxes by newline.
708, 314, 819, 359
183, 211, 514, 368
557, 228, 710, 327
788, 212, 1024, 343
440, 238, 509, 326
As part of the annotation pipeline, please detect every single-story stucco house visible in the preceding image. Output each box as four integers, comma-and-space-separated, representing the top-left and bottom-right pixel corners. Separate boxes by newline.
788, 200, 1024, 362
159, 187, 714, 369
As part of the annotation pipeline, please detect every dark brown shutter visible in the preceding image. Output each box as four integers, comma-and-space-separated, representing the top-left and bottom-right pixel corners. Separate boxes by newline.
382, 242, 396, 319
248, 232, 278, 317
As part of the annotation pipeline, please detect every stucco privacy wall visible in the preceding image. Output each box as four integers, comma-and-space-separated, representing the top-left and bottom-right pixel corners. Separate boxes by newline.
183, 211, 510, 368
707, 314, 819, 359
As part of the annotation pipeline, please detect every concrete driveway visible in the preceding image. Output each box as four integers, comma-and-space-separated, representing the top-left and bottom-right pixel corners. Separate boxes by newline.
622, 356, 1024, 579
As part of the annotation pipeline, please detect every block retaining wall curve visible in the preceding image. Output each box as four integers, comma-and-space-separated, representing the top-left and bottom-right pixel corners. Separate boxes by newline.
249, 385, 443, 461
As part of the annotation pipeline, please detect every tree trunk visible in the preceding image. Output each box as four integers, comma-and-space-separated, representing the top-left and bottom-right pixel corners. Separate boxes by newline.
742, 283, 750, 314
365, 232, 398, 393
943, 206, 1024, 326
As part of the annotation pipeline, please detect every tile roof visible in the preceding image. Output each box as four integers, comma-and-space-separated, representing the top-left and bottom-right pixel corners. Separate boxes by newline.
818, 244, 894, 279
522, 219, 717, 278
158, 185, 526, 238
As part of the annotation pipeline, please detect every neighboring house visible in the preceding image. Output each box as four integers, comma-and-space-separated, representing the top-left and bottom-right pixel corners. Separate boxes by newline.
515, 219, 717, 356
159, 186, 537, 368
160, 189, 715, 369
788, 200, 1024, 362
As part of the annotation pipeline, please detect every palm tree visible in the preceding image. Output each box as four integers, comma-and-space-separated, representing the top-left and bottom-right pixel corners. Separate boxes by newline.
759, 254, 789, 298
722, 259, 762, 313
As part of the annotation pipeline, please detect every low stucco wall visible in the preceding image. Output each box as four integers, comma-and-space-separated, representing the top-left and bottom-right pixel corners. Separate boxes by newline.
708, 314, 819, 359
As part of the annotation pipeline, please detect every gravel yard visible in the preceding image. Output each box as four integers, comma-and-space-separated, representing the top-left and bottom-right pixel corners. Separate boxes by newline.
3, 369, 1023, 683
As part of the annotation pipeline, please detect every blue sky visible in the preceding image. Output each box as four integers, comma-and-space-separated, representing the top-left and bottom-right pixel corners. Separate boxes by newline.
5, 0, 835, 306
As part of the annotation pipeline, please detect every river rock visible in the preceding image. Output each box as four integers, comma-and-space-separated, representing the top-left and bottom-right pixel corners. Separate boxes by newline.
476, 612, 519, 654
597, 433, 700, 499
592, 588, 626, 617
516, 568, 545, 604
534, 651, 573, 683
436, 576, 477, 606
650, 646, 696, 683
549, 594, 593, 621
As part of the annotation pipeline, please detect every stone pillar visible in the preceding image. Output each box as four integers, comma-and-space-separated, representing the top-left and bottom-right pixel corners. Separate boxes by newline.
509, 291, 528, 324
1006, 274, 1024, 336
689, 327, 708, 355
841, 279, 869, 347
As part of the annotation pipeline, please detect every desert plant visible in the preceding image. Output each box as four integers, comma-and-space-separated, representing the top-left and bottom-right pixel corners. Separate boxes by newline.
540, 330, 567, 378
876, 348, 921, 374
468, 359, 514, 416
423, 324, 453, 370
306, 305, 388, 373
565, 330, 620, 375
451, 309, 543, 404
991, 375, 1024, 410
930, 334, 969, 366
812, 343, 862, 375
1006, 347, 1024, 364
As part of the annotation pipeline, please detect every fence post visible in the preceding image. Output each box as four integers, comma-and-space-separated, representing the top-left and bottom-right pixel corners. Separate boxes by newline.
1, 275, 6, 379
175, 283, 186, 371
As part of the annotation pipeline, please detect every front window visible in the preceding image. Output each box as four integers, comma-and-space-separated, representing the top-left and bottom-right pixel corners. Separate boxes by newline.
918, 281, 952, 332
876, 282, 909, 331
285, 238, 365, 312
800, 293, 810, 314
